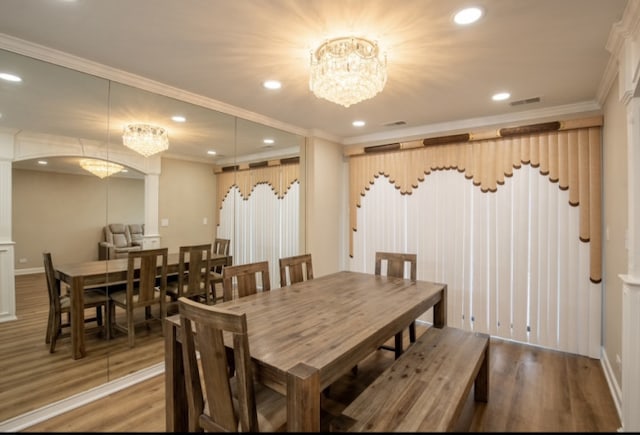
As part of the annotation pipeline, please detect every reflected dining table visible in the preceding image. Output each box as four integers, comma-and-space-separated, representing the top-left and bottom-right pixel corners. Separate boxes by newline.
54, 251, 231, 360
164, 270, 447, 432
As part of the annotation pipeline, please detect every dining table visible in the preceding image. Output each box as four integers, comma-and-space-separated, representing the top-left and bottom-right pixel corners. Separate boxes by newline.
164, 270, 447, 432
54, 251, 231, 360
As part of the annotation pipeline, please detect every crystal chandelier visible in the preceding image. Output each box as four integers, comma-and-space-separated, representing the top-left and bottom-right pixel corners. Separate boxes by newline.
122, 123, 169, 157
79, 158, 124, 179
309, 36, 387, 108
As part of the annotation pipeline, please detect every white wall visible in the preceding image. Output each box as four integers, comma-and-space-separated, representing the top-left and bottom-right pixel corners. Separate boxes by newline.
305, 136, 346, 277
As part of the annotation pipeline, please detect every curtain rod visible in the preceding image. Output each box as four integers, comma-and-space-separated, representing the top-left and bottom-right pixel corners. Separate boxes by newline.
347, 115, 603, 157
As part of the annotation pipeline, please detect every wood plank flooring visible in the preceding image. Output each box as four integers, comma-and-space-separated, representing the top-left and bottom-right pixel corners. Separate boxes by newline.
4, 273, 621, 432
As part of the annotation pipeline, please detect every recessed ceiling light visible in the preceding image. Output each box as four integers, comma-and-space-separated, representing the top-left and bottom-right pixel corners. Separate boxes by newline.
492, 92, 511, 101
0, 72, 22, 82
352, 120, 366, 127
171, 115, 186, 122
263, 80, 282, 90
37, 160, 47, 165
207, 150, 217, 155
454, 7, 483, 25
263, 138, 275, 144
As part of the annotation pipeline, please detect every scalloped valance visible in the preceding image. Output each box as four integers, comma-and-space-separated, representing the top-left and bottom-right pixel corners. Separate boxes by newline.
216, 162, 299, 213
349, 124, 602, 282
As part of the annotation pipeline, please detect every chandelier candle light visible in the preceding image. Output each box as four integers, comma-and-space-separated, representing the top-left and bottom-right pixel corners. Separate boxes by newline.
122, 123, 169, 157
79, 158, 124, 179
309, 36, 387, 108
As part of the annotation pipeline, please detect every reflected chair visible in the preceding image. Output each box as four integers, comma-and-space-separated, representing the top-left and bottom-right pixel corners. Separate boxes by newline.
210, 238, 231, 303
166, 244, 212, 308
43, 251, 108, 353
278, 253, 313, 287
222, 260, 270, 302
178, 297, 287, 432
375, 251, 418, 359
108, 248, 168, 348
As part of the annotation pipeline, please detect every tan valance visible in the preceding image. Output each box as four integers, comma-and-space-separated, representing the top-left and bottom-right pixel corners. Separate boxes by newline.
349, 125, 602, 283
216, 162, 299, 213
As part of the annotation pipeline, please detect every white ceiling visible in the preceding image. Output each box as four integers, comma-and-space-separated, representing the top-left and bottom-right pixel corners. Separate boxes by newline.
0, 0, 629, 154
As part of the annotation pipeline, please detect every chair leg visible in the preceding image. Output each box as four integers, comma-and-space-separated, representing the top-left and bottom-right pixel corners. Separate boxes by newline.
108, 302, 116, 340
409, 321, 416, 343
96, 306, 103, 327
128, 307, 135, 348
45, 307, 53, 344
49, 308, 60, 353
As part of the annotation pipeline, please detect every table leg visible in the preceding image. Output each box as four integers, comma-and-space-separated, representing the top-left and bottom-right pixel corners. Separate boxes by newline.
286, 362, 320, 432
71, 276, 85, 359
165, 320, 188, 432
433, 284, 448, 328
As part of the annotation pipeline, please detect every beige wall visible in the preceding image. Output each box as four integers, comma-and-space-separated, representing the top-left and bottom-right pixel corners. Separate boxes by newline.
157, 157, 217, 253
602, 76, 628, 387
12, 169, 144, 268
305, 136, 345, 277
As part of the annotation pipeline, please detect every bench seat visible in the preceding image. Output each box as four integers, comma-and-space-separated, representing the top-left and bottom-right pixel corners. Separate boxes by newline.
332, 326, 490, 432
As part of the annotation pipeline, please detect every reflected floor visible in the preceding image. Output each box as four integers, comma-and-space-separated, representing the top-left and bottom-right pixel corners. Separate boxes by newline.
0, 273, 165, 423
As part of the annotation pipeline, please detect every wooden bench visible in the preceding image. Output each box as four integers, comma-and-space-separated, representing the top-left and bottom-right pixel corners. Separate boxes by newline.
331, 326, 490, 432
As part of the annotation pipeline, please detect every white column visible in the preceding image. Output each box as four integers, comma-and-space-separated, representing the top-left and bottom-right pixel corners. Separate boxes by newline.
619, 97, 640, 432
620, 276, 640, 431
0, 133, 16, 322
143, 172, 161, 249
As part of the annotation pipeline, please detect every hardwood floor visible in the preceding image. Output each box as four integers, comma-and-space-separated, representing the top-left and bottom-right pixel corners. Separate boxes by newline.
0, 273, 166, 423
4, 273, 621, 432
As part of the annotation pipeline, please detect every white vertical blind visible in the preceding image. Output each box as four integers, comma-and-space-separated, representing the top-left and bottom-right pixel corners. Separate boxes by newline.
348, 165, 599, 357
218, 180, 299, 289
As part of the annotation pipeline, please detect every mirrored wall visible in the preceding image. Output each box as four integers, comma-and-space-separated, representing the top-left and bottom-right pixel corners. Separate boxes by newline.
0, 47, 305, 422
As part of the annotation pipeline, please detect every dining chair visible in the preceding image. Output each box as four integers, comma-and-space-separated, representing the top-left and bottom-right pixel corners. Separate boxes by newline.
375, 251, 418, 359
278, 253, 313, 287
178, 297, 287, 432
210, 238, 231, 303
108, 247, 168, 348
43, 251, 108, 353
166, 243, 212, 308
221, 260, 270, 302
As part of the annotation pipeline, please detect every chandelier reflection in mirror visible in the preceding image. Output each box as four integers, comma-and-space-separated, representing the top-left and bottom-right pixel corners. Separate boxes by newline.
79, 158, 124, 179
122, 123, 169, 157
309, 36, 387, 108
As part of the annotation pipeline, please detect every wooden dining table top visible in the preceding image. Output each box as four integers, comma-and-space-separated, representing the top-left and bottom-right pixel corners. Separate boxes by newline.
165, 270, 447, 430
55, 251, 231, 359
56, 252, 229, 281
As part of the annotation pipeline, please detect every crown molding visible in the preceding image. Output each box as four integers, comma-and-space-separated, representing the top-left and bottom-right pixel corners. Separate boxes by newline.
343, 100, 602, 148
0, 33, 309, 139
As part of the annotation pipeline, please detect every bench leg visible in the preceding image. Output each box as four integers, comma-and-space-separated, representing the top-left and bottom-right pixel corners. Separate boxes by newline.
394, 331, 403, 359
474, 343, 490, 402
409, 320, 416, 343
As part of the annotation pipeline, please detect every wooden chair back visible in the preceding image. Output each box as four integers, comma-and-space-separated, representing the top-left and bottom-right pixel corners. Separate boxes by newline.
212, 238, 231, 276
222, 261, 270, 302
177, 243, 212, 304
43, 251, 62, 322
279, 253, 313, 287
109, 248, 169, 347
178, 297, 259, 432
43, 251, 106, 352
374, 251, 417, 280
374, 251, 418, 356
127, 248, 168, 308
213, 238, 231, 256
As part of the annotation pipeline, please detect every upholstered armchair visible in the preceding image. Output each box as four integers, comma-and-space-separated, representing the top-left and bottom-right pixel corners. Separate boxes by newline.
98, 223, 144, 260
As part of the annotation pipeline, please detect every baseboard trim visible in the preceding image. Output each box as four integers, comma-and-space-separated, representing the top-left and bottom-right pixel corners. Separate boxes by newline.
600, 346, 623, 428
0, 362, 165, 432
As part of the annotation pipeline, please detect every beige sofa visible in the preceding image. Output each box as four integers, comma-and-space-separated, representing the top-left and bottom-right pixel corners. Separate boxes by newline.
98, 223, 144, 260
